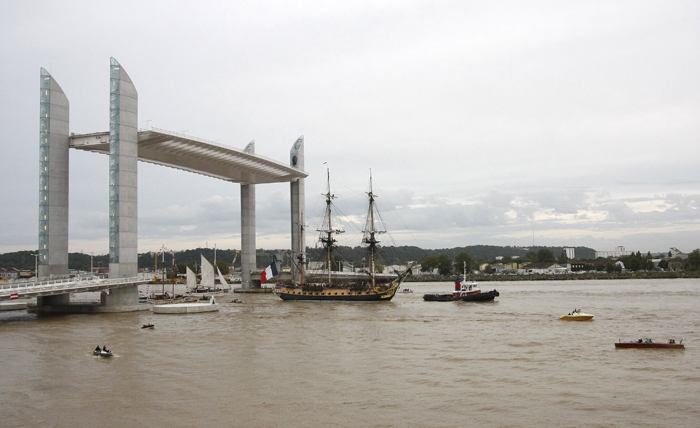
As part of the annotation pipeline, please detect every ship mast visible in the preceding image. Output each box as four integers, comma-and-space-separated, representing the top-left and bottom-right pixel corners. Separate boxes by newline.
318, 167, 343, 285
362, 170, 385, 287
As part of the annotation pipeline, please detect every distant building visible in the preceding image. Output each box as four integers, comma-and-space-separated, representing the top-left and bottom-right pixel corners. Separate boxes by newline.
522, 262, 568, 274
669, 247, 688, 260
570, 259, 586, 271
595, 246, 632, 258
668, 260, 685, 272
0, 268, 21, 280
564, 247, 575, 259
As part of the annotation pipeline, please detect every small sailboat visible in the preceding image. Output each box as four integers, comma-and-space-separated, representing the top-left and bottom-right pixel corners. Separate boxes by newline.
187, 255, 227, 297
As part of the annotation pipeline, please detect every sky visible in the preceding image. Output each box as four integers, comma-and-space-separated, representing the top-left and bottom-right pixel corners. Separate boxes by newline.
1, 0, 699, 257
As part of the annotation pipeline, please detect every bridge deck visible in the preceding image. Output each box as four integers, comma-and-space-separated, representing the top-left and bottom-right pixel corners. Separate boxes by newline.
0, 277, 148, 300
70, 128, 307, 184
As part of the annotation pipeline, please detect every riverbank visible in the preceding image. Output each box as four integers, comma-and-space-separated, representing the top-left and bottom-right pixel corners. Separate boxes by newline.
405, 271, 694, 282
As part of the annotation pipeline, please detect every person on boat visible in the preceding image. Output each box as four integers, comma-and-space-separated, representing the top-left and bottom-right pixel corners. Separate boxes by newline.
95, 346, 101, 352
103, 345, 109, 352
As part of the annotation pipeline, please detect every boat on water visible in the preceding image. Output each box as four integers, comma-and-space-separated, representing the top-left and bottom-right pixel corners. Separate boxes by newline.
93, 346, 113, 357
141, 323, 155, 329
399, 288, 413, 293
615, 339, 684, 349
186, 255, 229, 297
151, 296, 219, 314
560, 309, 595, 321
274, 169, 421, 302
424, 262, 499, 302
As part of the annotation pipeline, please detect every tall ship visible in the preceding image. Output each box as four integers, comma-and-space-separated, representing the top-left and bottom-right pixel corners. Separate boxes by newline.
274, 170, 420, 301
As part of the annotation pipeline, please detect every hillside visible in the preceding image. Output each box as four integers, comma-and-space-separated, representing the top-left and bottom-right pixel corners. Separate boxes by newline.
1, 245, 596, 271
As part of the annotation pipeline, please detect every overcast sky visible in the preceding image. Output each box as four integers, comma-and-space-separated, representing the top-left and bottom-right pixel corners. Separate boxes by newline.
1, 0, 699, 257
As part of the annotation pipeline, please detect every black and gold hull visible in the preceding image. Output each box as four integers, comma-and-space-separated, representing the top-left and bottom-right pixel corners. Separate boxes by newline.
274, 283, 398, 301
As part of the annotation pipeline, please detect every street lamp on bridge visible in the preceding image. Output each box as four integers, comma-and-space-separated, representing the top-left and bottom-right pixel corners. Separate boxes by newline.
32, 253, 38, 282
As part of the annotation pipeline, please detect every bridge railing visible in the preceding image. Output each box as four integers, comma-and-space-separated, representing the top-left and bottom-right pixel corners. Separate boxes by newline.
0, 277, 143, 293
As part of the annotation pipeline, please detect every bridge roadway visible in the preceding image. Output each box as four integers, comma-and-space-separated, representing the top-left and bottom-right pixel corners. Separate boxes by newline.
0, 276, 149, 301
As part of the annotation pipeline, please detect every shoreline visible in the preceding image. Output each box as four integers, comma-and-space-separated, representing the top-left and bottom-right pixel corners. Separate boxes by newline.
404, 272, 695, 282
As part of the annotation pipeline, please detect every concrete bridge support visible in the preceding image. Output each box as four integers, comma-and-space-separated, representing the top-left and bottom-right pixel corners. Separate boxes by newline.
108, 57, 138, 280
240, 140, 257, 290
106, 57, 139, 306
38, 68, 70, 280
289, 136, 305, 283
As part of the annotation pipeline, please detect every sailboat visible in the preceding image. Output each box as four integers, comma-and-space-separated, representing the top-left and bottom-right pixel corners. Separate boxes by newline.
274, 170, 421, 301
187, 255, 229, 297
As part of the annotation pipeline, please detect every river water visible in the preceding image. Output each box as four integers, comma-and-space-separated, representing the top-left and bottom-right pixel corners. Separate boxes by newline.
1, 278, 699, 427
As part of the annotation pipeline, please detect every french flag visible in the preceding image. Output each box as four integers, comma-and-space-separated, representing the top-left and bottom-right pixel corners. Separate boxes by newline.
260, 262, 278, 283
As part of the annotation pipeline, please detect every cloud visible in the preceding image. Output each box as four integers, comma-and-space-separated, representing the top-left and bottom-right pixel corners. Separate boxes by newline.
1, 1, 699, 256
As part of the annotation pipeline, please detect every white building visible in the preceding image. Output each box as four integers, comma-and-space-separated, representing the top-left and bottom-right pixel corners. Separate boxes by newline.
595, 246, 632, 258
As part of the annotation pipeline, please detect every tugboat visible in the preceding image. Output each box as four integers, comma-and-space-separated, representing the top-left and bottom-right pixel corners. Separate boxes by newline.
423, 262, 499, 302
274, 169, 421, 301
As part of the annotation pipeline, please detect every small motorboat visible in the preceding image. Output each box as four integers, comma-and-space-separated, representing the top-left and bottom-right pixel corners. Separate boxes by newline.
141, 323, 155, 329
560, 309, 595, 321
615, 338, 684, 349
230, 299, 243, 303
93, 347, 113, 357
399, 288, 413, 293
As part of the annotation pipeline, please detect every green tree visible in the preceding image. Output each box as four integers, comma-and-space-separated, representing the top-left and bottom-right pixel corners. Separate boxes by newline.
421, 256, 439, 273
454, 251, 474, 274
524, 252, 538, 262
686, 249, 700, 272
176, 263, 187, 274
437, 254, 452, 276
216, 260, 230, 276
537, 249, 555, 263
606, 261, 615, 273
557, 251, 569, 264
374, 259, 384, 273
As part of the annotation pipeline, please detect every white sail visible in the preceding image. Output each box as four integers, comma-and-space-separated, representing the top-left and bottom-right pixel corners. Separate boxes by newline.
186, 266, 197, 290
217, 267, 230, 289
200, 254, 215, 289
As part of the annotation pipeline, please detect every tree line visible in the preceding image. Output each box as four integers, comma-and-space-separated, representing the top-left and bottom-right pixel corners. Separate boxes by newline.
7, 246, 699, 275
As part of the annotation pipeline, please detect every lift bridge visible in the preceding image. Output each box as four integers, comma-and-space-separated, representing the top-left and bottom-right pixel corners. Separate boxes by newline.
32, 58, 306, 313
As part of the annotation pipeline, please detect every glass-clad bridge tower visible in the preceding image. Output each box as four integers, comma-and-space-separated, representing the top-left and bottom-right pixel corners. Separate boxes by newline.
38, 68, 70, 280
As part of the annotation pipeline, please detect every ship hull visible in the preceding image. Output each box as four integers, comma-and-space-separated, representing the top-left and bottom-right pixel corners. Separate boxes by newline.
462, 289, 499, 302
275, 284, 397, 302
615, 342, 684, 349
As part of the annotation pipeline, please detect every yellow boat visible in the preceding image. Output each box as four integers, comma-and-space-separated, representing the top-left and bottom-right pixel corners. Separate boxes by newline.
560, 309, 595, 321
